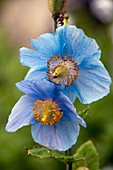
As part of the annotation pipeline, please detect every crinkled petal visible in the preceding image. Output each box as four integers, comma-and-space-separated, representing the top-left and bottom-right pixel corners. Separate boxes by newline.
19, 47, 47, 69
56, 26, 73, 56
30, 33, 63, 58
31, 119, 80, 151
6, 95, 36, 132
56, 25, 101, 63
24, 68, 69, 90
62, 83, 77, 103
74, 58, 112, 104
20, 33, 64, 69
55, 92, 86, 127
25, 68, 47, 81
16, 80, 55, 100
72, 35, 101, 65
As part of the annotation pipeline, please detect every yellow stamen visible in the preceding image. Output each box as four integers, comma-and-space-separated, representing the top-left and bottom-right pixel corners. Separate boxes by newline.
33, 99, 63, 125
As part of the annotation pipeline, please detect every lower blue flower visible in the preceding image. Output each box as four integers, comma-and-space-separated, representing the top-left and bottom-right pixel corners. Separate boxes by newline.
6, 80, 86, 151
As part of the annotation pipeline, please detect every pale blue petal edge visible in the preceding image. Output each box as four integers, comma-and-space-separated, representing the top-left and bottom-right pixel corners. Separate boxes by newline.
31, 119, 80, 151
6, 95, 36, 132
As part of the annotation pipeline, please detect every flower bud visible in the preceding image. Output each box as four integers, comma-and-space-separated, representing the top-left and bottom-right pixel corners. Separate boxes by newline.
48, 0, 67, 14
76, 167, 89, 170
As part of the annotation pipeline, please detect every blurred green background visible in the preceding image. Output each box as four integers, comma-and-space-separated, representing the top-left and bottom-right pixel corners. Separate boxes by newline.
0, 0, 113, 169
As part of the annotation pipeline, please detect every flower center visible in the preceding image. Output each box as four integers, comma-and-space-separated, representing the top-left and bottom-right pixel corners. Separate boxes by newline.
47, 54, 79, 86
33, 99, 63, 125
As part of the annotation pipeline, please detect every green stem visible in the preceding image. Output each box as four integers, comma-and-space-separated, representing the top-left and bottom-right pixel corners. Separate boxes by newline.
66, 162, 72, 170
52, 13, 57, 32
53, 19, 57, 32
66, 164, 69, 170
66, 149, 72, 170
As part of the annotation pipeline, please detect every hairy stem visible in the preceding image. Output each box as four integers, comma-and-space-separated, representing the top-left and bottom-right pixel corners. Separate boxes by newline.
66, 148, 72, 170
66, 162, 72, 170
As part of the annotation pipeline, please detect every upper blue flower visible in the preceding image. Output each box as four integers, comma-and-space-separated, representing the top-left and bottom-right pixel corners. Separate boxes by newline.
6, 80, 86, 151
19, 25, 111, 104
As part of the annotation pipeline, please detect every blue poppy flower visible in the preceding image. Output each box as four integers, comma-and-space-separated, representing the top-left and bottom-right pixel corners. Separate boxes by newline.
19, 25, 111, 104
6, 80, 86, 151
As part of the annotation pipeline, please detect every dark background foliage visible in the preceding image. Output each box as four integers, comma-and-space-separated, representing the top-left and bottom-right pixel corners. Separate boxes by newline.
0, 0, 113, 169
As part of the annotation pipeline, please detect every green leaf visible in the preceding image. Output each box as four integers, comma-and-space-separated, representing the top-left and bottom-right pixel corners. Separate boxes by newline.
73, 141, 99, 170
78, 105, 90, 119
27, 145, 84, 164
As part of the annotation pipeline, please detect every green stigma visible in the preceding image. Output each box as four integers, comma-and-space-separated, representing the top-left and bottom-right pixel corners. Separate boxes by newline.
52, 64, 69, 78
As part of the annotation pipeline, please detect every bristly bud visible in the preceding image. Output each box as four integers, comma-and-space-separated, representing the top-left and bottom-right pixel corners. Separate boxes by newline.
48, 0, 68, 14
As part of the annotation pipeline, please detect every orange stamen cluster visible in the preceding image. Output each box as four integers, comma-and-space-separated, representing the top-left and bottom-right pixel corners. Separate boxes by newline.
47, 54, 79, 86
33, 99, 63, 125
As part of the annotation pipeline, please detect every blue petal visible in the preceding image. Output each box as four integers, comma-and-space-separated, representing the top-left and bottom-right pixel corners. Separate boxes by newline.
56, 25, 101, 63
56, 25, 74, 56
30, 33, 63, 58
62, 83, 77, 103
25, 68, 47, 81
6, 95, 36, 132
16, 81, 42, 97
55, 92, 86, 128
31, 119, 80, 151
72, 35, 101, 64
16, 80, 55, 100
19, 47, 47, 69
74, 58, 112, 104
